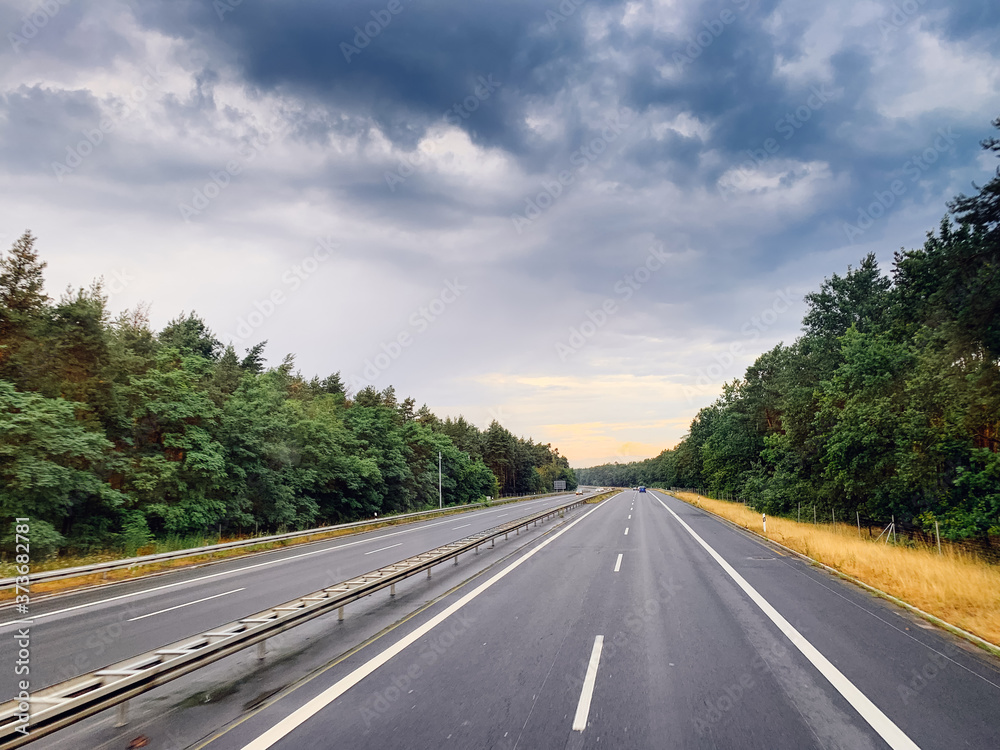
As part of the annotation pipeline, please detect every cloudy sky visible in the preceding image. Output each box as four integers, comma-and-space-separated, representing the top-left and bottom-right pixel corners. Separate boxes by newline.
1, 0, 998, 467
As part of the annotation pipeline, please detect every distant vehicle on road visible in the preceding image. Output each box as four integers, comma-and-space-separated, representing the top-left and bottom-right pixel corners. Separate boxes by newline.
575, 489, 583, 495
639, 486, 646, 493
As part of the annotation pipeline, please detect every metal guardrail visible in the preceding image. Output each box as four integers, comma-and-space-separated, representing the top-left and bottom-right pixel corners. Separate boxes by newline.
0, 504, 497, 592
0, 496, 591, 747
0, 492, 580, 592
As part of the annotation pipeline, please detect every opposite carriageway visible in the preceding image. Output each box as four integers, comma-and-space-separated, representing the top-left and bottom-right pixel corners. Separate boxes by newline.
0, 494, 603, 748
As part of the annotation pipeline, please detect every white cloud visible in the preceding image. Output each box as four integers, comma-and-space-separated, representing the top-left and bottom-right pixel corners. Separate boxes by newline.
874, 30, 1000, 122
1, 0, 996, 469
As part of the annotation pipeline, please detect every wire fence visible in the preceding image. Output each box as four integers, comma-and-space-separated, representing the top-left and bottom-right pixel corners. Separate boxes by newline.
668, 487, 1000, 564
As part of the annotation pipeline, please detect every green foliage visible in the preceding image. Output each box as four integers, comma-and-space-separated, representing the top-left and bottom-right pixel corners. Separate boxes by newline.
580, 115, 1000, 539
0, 231, 569, 554
1, 231, 50, 388
476, 419, 574, 494
159, 312, 221, 360
2, 519, 64, 561
0, 231, 47, 316
120, 511, 152, 556
0, 380, 124, 523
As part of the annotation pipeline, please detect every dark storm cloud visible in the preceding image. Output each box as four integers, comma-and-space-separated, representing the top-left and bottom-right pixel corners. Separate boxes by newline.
16, 0, 989, 231
931, 0, 1000, 48
131, 0, 608, 159
2, 0, 998, 461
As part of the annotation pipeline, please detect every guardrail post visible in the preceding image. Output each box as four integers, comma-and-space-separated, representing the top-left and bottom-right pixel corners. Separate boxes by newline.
0, 499, 599, 747
0, 503, 496, 592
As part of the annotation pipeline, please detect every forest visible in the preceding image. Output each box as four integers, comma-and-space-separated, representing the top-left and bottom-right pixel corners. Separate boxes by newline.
579, 119, 1000, 541
0, 250, 576, 557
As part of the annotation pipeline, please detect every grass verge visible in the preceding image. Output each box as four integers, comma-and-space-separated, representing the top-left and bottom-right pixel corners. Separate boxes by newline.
1, 497, 559, 602
669, 491, 1000, 650
584, 489, 619, 504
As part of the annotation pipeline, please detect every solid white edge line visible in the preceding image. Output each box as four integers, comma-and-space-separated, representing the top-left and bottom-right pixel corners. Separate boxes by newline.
6, 496, 570, 625
239, 494, 620, 750
613, 554, 623, 573
651, 492, 921, 750
572, 635, 605, 731
363, 543, 403, 556
127, 588, 246, 622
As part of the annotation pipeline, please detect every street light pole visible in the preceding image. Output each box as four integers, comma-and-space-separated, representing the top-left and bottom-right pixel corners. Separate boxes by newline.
439, 451, 442, 509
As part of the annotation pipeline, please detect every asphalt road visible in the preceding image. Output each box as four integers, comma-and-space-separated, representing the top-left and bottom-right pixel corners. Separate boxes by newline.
0, 492, 586, 696
181, 488, 1000, 750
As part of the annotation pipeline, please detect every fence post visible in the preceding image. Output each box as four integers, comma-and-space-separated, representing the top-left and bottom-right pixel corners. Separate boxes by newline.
856, 511, 861, 539
935, 520, 942, 555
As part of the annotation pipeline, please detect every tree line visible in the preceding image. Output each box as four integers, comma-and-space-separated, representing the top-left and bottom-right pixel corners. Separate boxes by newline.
579, 117, 1000, 541
0, 243, 576, 556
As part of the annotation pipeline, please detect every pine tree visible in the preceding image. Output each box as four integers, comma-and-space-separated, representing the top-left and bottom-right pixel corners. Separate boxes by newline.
0, 231, 48, 320
0, 231, 50, 379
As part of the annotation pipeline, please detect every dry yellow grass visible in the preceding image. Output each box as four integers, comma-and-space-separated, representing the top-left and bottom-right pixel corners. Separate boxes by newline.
671, 491, 1000, 649
585, 490, 619, 504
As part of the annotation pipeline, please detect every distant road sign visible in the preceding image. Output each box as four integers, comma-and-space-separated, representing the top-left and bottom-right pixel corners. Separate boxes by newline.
554, 480, 566, 491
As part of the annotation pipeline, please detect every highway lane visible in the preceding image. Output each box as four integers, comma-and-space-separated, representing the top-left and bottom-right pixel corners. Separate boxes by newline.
0, 492, 586, 695
194, 488, 1000, 750
646, 490, 1000, 747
